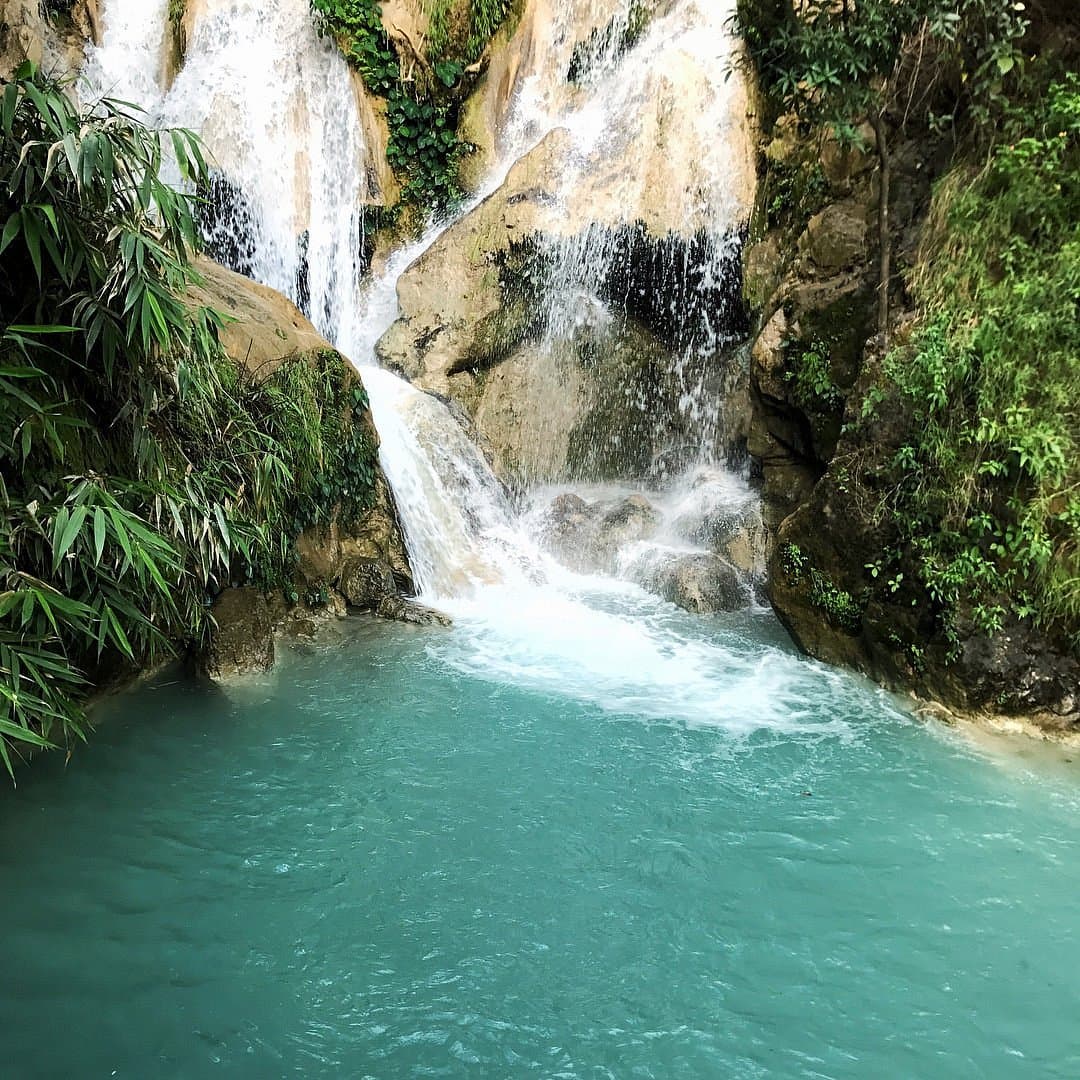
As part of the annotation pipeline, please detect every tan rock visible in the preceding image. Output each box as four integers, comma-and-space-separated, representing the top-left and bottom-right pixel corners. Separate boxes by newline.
0, 0, 93, 80
751, 307, 788, 400
820, 123, 876, 194
187, 256, 328, 378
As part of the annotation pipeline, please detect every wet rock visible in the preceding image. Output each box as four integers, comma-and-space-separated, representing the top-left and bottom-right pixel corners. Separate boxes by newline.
202, 588, 275, 679
375, 595, 453, 627
340, 557, 398, 609
540, 493, 660, 574
750, 307, 788, 400
340, 556, 452, 628
743, 236, 783, 310
645, 553, 746, 614
689, 502, 766, 579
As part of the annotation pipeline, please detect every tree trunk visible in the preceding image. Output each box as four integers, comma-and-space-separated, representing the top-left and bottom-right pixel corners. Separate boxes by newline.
872, 109, 892, 346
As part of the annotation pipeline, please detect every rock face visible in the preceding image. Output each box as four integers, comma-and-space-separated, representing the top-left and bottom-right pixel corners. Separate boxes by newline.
190, 261, 419, 678
744, 106, 1080, 733
376, 0, 757, 486
187, 257, 328, 377
0, 0, 98, 80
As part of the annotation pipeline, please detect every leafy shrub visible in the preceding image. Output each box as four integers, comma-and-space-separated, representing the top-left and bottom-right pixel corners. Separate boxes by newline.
0, 65, 375, 773
310, 0, 514, 215
883, 74, 1080, 645
785, 339, 842, 411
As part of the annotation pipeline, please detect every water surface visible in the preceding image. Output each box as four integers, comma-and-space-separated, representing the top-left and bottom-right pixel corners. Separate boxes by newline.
3, 600, 1079, 1078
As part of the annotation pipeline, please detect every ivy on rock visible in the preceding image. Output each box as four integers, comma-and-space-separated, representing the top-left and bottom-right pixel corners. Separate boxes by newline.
310, 0, 516, 218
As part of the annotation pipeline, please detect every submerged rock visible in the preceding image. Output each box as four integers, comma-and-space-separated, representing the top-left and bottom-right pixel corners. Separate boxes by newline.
375, 595, 453, 627
341, 556, 452, 628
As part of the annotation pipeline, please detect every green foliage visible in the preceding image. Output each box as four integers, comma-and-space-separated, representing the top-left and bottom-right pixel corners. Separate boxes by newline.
385, 89, 465, 208
427, 0, 515, 66
733, 0, 1028, 142
168, 0, 187, 36
780, 544, 861, 632
0, 65, 376, 773
785, 339, 842, 410
763, 157, 827, 229
311, 0, 399, 93
809, 569, 862, 633
311, 0, 513, 214
780, 542, 808, 584
882, 75, 1080, 644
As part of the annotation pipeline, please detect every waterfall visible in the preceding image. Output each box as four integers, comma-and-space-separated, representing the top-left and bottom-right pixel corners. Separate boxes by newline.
83, 0, 756, 606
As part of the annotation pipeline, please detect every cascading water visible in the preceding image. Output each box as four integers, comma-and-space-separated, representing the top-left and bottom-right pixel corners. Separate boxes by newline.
83, 0, 511, 598
86, 0, 776, 699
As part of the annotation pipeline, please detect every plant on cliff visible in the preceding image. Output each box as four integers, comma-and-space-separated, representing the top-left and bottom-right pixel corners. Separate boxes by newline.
0, 65, 375, 774
310, 0, 514, 215
880, 74, 1080, 648
733, 0, 1028, 341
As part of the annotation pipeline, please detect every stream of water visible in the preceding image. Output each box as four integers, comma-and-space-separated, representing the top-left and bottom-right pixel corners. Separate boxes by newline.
5, 2, 1073, 1076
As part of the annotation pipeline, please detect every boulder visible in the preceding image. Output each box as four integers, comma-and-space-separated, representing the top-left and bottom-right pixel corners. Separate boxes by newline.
202, 587, 275, 679
539, 493, 660, 574
750, 307, 788, 400
820, 124, 877, 194
800, 202, 868, 271
644, 553, 747, 614
375, 595, 453, 627
186, 257, 327, 378
340, 557, 397, 609
340, 556, 452, 628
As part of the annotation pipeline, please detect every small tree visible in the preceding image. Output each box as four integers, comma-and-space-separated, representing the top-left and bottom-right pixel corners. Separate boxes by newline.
734, 0, 1028, 341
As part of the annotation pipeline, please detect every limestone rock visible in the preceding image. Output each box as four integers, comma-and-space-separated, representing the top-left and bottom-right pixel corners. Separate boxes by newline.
375, 595, 453, 627
187, 257, 327, 377
750, 307, 788, 400
339, 556, 451, 627
0, 0, 95, 80
800, 202, 868, 271
743, 236, 783, 311
340, 557, 397, 609
644, 553, 747, 614
203, 587, 275, 678
820, 124, 877, 194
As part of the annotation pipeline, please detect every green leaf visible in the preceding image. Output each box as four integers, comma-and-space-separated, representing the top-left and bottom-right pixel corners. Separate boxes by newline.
54, 504, 88, 565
